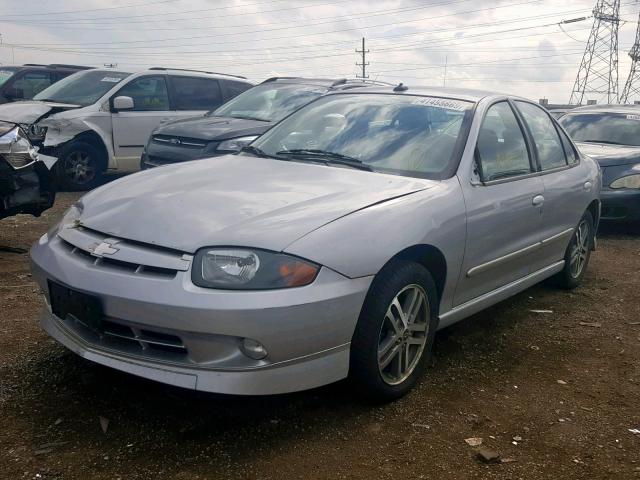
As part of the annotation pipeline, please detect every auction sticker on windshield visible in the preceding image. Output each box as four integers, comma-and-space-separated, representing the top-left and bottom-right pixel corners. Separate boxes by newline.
101, 77, 124, 83
626, 114, 640, 121
411, 97, 469, 111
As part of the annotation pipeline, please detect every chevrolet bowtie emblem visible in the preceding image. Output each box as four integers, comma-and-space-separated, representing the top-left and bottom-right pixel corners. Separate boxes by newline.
90, 241, 119, 257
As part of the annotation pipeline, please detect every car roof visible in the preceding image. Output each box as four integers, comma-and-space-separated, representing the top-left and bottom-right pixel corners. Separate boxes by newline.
323, 84, 525, 103
564, 104, 640, 114
259, 77, 395, 90
3, 64, 92, 71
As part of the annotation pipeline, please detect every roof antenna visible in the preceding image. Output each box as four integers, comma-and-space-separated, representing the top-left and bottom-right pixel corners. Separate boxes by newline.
393, 82, 408, 92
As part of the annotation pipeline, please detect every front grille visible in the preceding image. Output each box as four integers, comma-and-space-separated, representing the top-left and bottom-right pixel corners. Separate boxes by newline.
59, 312, 189, 362
152, 135, 207, 148
59, 238, 177, 279
56, 226, 191, 279
145, 154, 180, 166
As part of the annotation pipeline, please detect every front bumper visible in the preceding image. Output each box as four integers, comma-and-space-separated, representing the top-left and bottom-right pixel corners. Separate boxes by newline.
0, 156, 56, 219
30, 230, 372, 395
600, 188, 640, 222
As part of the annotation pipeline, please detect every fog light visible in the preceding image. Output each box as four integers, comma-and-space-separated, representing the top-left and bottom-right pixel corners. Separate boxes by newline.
240, 338, 267, 360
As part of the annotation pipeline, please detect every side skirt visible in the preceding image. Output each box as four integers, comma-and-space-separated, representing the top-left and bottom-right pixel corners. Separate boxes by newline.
438, 261, 564, 330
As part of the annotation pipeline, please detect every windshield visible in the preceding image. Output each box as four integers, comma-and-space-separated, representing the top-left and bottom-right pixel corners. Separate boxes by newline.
251, 93, 473, 179
560, 113, 640, 147
212, 82, 327, 122
0, 67, 19, 87
34, 70, 131, 107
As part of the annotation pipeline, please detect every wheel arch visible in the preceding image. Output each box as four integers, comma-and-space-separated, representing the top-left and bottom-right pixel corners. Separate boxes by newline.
586, 199, 600, 234
383, 244, 447, 305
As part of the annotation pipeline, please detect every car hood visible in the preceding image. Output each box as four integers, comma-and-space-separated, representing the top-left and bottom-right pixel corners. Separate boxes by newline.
0, 100, 80, 125
575, 142, 640, 167
154, 115, 272, 142
78, 154, 433, 253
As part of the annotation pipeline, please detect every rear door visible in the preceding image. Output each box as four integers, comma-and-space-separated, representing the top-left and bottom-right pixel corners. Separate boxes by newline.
111, 74, 172, 171
455, 100, 545, 305
167, 75, 224, 119
514, 101, 589, 267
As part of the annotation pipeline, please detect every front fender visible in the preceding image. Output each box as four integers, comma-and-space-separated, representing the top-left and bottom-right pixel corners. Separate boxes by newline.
284, 178, 466, 314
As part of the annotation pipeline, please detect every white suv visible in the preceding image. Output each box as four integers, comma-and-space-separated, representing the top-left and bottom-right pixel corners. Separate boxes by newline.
0, 68, 252, 189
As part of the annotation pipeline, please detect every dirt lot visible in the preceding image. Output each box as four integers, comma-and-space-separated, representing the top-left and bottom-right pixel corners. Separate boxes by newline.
1, 192, 639, 480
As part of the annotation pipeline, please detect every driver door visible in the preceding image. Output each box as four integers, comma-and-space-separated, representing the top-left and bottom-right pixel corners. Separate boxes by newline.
111, 75, 172, 171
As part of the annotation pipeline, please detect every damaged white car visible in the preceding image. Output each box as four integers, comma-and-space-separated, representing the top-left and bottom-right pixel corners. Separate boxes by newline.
0, 68, 252, 190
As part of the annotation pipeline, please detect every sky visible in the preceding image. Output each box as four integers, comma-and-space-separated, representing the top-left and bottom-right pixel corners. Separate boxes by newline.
0, 0, 639, 104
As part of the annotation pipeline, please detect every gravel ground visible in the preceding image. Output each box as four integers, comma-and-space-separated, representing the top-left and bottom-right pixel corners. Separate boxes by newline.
1, 192, 639, 480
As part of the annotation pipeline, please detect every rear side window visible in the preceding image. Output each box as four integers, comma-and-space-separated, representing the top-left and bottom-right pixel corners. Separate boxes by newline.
476, 102, 532, 182
225, 80, 252, 99
516, 101, 567, 170
170, 76, 222, 110
118, 75, 169, 111
557, 127, 579, 165
11, 71, 53, 99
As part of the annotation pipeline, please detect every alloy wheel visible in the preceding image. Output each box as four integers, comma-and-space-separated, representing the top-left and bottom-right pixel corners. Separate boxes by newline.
64, 151, 96, 185
377, 284, 429, 385
569, 219, 590, 279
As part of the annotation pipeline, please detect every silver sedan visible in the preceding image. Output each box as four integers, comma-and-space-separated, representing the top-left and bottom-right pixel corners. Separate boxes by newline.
30, 86, 601, 401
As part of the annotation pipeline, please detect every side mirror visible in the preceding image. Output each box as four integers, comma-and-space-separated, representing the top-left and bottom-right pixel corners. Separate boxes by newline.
113, 95, 134, 111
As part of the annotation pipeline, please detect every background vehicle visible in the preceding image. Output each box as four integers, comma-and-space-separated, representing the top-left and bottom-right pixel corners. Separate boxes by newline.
0, 68, 252, 190
31, 86, 600, 402
0, 121, 55, 219
141, 77, 391, 169
0, 64, 91, 104
560, 104, 640, 222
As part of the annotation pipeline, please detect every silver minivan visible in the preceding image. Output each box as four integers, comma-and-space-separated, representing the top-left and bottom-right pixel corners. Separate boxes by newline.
0, 68, 252, 189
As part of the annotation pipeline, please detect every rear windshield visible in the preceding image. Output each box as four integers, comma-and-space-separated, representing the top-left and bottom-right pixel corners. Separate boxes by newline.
212, 82, 327, 122
34, 70, 131, 107
560, 113, 640, 147
253, 93, 474, 180
0, 67, 19, 87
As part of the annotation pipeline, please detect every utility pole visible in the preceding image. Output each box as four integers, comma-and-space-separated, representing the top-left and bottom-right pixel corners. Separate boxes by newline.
356, 37, 369, 79
443, 55, 448, 87
569, 0, 620, 105
620, 11, 640, 103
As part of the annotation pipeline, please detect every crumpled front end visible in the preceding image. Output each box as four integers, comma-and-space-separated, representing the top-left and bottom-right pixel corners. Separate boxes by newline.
0, 121, 57, 219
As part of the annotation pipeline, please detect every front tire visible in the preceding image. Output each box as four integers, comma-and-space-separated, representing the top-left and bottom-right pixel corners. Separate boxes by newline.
54, 141, 105, 191
550, 211, 594, 289
350, 260, 438, 402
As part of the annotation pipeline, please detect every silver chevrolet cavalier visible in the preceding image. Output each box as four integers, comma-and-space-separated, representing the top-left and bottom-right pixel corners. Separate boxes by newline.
30, 86, 601, 401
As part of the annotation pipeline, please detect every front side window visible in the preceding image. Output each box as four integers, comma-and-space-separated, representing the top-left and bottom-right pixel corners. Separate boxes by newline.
252, 93, 474, 179
560, 112, 640, 147
213, 83, 328, 122
117, 75, 169, 111
34, 70, 131, 107
0, 67, 19, 87
516, 101, 567, 170
11, 71, 53, 99
476, 102, 532, 182
170, 76, 222, 110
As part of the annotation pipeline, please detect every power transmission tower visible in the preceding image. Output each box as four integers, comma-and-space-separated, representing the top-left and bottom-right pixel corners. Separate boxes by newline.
620, 12, 640, 103
356, 37, 369, 79
569, 0, 620, 105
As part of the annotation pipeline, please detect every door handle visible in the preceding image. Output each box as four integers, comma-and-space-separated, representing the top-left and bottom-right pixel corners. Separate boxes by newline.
532, 195, 545, 206
584, 181, 593, 191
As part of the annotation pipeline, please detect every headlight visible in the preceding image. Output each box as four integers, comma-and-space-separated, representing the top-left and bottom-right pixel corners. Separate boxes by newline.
610, 174, 640, 189
192, 248, 319, 290
216, 136, 259, 153
47, 202, 83, 239
26, 123, 47, 142
0, 125, 38, 169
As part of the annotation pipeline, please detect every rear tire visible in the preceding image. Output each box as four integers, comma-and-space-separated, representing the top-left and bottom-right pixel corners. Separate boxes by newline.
54, 140, 105, 191
350, 260, 438, 402
550, 211, 594, 289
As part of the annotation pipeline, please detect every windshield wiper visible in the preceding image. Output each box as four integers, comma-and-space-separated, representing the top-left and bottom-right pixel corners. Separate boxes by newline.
231, 114, 270, 122
275, 149, 372, 171
580, 139, 626, 145
241, 145, 280, 159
